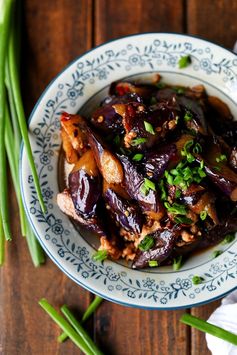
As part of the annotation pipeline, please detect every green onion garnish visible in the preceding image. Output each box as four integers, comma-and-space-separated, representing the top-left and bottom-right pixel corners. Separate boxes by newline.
144, 121, 155, 135
159, 179, 167, 200
138, 235, 154, 251
150, 97, 157, 105
0, 214, 5, 266
173, 256, 183, 271
200, 210, 207, 221
144, 178, 156, 191
184, 111, 193, 121
174, 87, 185, 95
180, 313, 237, 346
148, 260, 158, 267
175, 189, 181, 198
216, 154, 227, 163
193, 143, 202, 154
174, 216, 193, 224
221, 233, 235, 245
132, 153, 143, 162
156, 82, 166, 89
92, 250, 107, 262
113, 135, 120, 146
192, 275, 204, 285
131, 137, 147, 146
178, 55, 191, 69
212, 250, 223, 258
164, 202, 187, 215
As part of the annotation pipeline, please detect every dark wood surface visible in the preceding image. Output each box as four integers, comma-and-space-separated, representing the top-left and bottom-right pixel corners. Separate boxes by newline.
0, 0, 236, 354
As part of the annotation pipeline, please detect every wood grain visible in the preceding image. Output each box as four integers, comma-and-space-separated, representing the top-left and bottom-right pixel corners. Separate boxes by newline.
95, 0, 184, 45
187, 0, 237, 49
94, 2, 189, 355
0, 1, 93, 354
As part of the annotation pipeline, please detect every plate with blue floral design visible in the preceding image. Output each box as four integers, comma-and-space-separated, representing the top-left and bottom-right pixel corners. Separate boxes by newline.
20, 33, 237, 309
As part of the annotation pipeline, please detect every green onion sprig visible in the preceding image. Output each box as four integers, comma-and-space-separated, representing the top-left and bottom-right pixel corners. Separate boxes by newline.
180, 314, 237, 346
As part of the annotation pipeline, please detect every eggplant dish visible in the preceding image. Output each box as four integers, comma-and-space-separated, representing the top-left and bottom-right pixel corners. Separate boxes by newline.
57, 78, 237, 269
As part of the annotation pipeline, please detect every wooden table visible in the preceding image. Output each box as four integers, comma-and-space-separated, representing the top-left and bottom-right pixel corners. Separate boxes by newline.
1, 0, 237, 354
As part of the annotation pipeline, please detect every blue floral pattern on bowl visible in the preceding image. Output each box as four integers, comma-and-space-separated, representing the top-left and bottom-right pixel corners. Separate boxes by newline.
20, 33, 237, 309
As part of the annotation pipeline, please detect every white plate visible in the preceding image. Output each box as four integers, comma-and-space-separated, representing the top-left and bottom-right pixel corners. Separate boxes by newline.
20, 33, 237, 309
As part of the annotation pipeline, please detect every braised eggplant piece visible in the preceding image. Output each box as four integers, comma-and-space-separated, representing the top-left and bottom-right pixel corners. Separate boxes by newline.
118, 155, 165, 220
103, 182, 143, 234
68, 150, 101, 219
91, 93, 142, 134
61, 127, 78, 164
113, 98, 180, 150
178, 95, 207, 135
88, 128, 124, 184
61, 112, 88, 155
110, 81, 155, 102
143, 134, 194, 180
132, 229, 177, 269
57, 189, 106, 237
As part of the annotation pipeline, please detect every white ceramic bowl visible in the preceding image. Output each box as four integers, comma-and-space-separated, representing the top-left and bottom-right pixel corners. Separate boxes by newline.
20, 33, 237, 309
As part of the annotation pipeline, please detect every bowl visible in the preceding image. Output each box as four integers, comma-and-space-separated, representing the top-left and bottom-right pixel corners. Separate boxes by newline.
20, 33, 237, 309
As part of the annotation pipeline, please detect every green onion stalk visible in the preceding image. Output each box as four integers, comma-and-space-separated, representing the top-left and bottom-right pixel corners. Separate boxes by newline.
0, 0, 14, 242
58, 296, 103, 343
39, 298, 104, 354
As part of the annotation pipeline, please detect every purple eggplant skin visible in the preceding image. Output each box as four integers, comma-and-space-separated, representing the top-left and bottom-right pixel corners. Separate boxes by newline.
230, 147, 237, 172
91, 93, 142, 134
178, 95, 208, 135
201, 216, 237, 248
57, 189, 106, 237
104, 188, 143, 234
198, 158, 237, 201
118, 155, 165, 220
68, 169, 101, 219
132, 229, 176, 269
143, 144, 177, 180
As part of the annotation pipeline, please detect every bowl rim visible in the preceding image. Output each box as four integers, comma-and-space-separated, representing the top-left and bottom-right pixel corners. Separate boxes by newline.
20, 32, 237, 309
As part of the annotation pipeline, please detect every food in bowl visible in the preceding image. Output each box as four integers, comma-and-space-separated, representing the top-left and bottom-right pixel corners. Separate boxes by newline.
57, 77, 237, 270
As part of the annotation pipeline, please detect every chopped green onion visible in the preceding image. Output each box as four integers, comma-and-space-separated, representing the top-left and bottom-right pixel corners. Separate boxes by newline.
178, 55, 191, 69
221, 234, 235, 245
144, 178, 156, 191
131, 137, 147, 146
159, 179, 167, 200
93, 250, 107, 262
192, 275, 204, 285
174, 87, 185, 95
174, 216, 193, 224
175, 189, 181, 198
113, 135, 120, 146
200, 210, 207, 221
184, 111, 193, 121
180, 313, 237, 346
193, 143, 202, 154
144, 121, 155, 135
60, 305, 103, 355
132, 153, 143, 162
156, 82, 166, 89
148, 260, 158, 267
140, 183, 149, 196
214, 165, 221, 171
216, 154, 227, 163
173, 256, 183, 271
39, 299, 96, 354
164, 202, 187, 215
138, 235, 154, 251
150, 97, 157, 105
58, 296, 103, 343
212, 250, 223, 258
